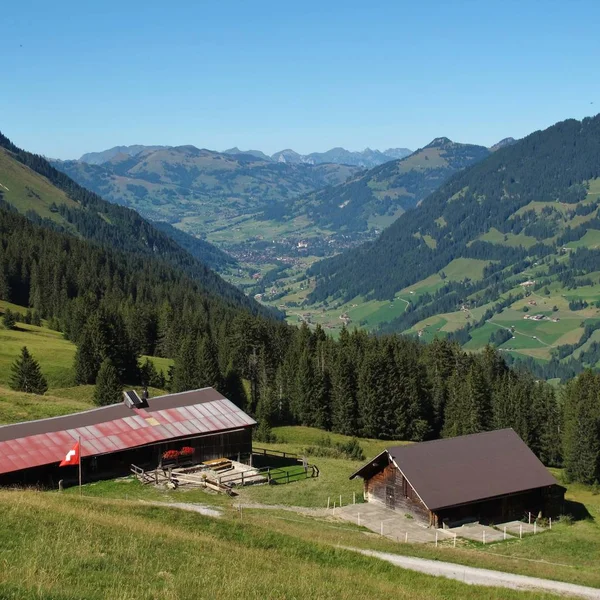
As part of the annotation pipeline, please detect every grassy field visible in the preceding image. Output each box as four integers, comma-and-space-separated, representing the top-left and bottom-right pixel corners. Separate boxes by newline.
0, 303, 171, 424
0, 491, 556, 600
48, 426, 600, 593
1, 389, 599, 600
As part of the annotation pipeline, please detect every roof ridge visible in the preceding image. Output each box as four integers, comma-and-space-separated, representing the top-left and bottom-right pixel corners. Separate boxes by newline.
387, 428, 515, 452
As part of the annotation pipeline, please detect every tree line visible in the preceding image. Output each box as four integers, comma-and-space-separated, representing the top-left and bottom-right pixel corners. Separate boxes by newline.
2, 201, 599, 485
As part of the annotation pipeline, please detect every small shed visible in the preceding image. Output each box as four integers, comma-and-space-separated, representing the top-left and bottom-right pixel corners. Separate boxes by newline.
350, 429, 565, 528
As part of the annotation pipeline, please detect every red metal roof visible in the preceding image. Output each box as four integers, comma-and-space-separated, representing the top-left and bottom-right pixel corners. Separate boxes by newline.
0, 388, 255, 476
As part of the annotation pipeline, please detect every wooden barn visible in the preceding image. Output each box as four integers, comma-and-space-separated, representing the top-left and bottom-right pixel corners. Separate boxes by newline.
350, 429, 565, 528
0, 387, 255, 487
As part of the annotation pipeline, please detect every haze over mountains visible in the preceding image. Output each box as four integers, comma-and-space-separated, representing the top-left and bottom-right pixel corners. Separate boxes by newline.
52, 137, 498, 269
77, 144, 413, 169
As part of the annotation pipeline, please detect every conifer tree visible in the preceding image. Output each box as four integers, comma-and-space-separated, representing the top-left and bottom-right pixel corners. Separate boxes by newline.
293, 349, 315, 425
2, 308, 17, 330
331, 353, 358, 435
93, 359, 122, 406
563, 370, 600, 484
9, 346, 48, 395
198, 334, 222, 391
171, 335, 200, 393
74, 327, 100, 385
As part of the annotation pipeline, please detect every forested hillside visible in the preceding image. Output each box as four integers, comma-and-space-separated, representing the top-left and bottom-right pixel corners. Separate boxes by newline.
302, 116, 600, 377
309, 116, 600, 301
0, 132, 264, 316
289, 138, 490, 232
3, 198, 599, 484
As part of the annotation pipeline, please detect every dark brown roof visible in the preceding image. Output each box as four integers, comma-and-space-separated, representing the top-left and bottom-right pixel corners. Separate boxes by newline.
0, 387, 229, 443
352, 429, 558, 511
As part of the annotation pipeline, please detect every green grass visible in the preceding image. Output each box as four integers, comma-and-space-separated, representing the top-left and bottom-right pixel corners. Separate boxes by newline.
565, 228, 600, 249
0, 303, 169, 423
442, 258, 490, 282
0, 491, 554, 600
240, 427, 410, 507
0, 148, 79, 226
478, 227, 538, 249
0, 320, 76, 388
45, 427, 600, 593
0, 385, 93, 424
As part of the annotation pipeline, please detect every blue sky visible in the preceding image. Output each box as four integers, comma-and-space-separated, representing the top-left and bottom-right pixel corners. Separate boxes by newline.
2, 0, 599, 159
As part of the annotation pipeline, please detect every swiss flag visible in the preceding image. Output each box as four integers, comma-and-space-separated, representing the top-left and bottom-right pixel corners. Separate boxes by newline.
59, 441, 80, 467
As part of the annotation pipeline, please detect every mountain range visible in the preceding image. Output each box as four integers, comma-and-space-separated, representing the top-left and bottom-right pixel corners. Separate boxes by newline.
284, 137, 491, 232
77, 144, 413, 169
51, 147, 360, 237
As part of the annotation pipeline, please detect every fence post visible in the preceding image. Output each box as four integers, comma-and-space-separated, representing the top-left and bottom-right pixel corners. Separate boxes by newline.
520, 524, 523, 539
528, 512, 531, 525
340, 494, 342, 508
353, 492, 356, 505
549, 517, 552, 529
405, 532, 408, 543
435, 531, 438, 547
241, 471, 244, 486
503, 526, 507, 540
357, 513, 360, 526
327, 497, 330, 509
534, 521, 537, 535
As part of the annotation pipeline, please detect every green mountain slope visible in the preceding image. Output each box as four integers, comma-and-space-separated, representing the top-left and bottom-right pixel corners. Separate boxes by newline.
0, 132, 269, 318
52, 146, 360, 229
289, 138, 491, 232
303, 115, 600, 374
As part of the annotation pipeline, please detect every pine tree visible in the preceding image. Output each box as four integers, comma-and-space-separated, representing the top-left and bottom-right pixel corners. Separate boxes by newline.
9, 346, 48, 395
171, 335, 200, 393
331, 352, 358, 435
2, 309, 17, 330
93, 359, 122, 406
563, 370, 600, 484
198, 334, 222, 391
74, 327, 100, 385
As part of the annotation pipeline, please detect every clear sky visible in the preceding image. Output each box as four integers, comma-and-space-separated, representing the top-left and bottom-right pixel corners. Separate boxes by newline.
2, 0, 599, 159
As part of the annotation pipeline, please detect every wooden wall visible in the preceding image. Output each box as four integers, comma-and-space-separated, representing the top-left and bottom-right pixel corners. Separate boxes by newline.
366, 462, 431, 524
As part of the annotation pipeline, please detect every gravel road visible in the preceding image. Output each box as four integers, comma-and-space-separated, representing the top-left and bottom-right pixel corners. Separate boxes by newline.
346, 548, 600, 599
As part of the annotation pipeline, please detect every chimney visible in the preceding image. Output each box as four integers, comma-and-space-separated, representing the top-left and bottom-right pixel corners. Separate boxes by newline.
123, 390, 149, 409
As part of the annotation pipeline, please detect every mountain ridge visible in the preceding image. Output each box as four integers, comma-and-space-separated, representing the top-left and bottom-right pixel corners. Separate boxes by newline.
0, 131, 269, 317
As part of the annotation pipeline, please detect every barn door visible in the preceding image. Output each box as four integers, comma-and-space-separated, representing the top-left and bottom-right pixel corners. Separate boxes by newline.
386, 485, 395, 509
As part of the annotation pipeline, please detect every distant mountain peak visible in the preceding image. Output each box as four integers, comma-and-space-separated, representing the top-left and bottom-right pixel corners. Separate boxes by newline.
490, 137, 517, 152
426, 137, 453, 148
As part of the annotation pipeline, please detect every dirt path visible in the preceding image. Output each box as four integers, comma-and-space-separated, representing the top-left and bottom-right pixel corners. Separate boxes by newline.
236, 501, 329, 516
139, 500, 223, 517
345, 548, 600, 599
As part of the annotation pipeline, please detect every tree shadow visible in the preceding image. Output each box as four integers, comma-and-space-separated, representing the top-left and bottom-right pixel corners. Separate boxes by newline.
563, 499, 593, 521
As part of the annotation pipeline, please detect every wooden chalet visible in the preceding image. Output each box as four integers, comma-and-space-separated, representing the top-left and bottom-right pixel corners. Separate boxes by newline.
350, 429, 565, 528
0, 387, 255, 487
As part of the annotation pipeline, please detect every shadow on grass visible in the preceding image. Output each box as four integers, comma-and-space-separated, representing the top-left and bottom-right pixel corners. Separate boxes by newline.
564, 499, 594, 522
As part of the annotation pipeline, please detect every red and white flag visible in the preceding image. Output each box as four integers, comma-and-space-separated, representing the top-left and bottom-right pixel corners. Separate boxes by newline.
59, 441, 80, 467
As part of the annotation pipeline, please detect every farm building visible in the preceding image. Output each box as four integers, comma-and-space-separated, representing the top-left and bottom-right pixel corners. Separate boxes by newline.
350, 429, 565, 528
0, 387, 255, 487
